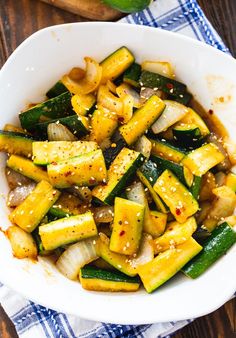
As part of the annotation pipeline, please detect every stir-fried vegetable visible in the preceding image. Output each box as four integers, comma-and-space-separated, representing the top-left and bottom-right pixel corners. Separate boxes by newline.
1, 47, 236, 294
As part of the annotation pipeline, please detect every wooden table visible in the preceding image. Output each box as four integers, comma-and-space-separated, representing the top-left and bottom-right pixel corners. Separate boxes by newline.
0, 0, 236, 337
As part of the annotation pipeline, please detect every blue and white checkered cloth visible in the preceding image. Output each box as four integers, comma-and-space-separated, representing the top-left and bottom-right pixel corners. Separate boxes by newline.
0, 0, 231, 337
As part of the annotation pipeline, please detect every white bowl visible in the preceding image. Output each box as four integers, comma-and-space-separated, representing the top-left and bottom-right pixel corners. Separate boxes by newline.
0, 22, 236, 325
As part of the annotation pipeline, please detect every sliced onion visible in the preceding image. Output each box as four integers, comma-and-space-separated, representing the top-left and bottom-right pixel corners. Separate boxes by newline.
5, 168, 33, 190
61, 57, 102, 95
126, 181, 146, 205
120, 94, 134, 123
116, 83, 141, 108
7, 183, 36, 207
141, 61, 175, 78
47, 123, 78, 141
130, 234, 154, 268
151, 100, 188, 134
208, 134, 231, 171
134, 135, 152, 159
93, 206, 114, 223
140, 87, 165, 105
231, 165, 236, 175
56, 238, 98, 280
97, 85, 123, 115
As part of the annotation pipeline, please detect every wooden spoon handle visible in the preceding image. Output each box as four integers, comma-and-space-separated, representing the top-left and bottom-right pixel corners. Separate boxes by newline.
40, 0, 123, 20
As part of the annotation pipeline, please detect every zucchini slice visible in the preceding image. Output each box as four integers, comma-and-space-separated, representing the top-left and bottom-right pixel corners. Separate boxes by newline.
110, 197, 144, 255
190, 176, 202, 200
150, 138, 187, 163
80, 266, 140, 292
4, 124, 27, 134
47, 149, 107, 188
153, 169, 199, 223
7, 225, 38, 259
119, 95, 165, 145
138, 237, 202, 293
19, 92, 72, 131
140, 70, 192, 105
34, 114, 89, 140
7, 155, 49, 182
71, 93, 95, 116
32, 141, 98, 165
0, 131, 33, 157
92, 148, 144, 205
151, 154, 194, 187
141, 61, 174, 78
137, 160, 168, 213
101, 46, 134, 83
9, 180, 60, 233
123, 63, 141, 88
181, 143, 225, 176
153, 217, 197, 254
225, 172, 236, 192
151, 100, 189, 134
103, 136, 127, 168
172, 124, 202, 146
46, 81, 68, 98
177, 108, 210, 136
126, 181, 167, 237
95, 233, 137, 276
90, 108, 118, 146
39, 212, 97, 250
182, 222, 236, 278
48, 192, 87, 219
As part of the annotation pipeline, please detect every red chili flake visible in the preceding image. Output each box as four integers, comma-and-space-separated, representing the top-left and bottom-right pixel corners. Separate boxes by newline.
89, 178, 96, 184
118, 117, 124, 123
51, 161, 58, 166
208, 109, 214, 115
119, 230, 125, 236
166, 83, 174, 90
64, 171, 72, 177
176, 208, 181, 216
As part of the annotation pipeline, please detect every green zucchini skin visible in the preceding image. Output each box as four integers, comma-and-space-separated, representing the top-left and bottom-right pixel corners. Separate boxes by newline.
103, 135, 127, 168
140, 70, 192, 105
102, 0, 151, 13
46, 81, 68, 98
168, 93, 193, 106
48, 207, 69, 220
19, 92, 72, 131
32, 228, 52, 256
190, 176, 202, 200
150, 154, 191, 187
123, 63, 141, 87
81, 266, 140, 283
101, 153, 144, 205
182, 222, 236, 278
0, 130, 34, 157
92, 149, 145, 205
172, 127, 205, 149
34, 115, 89, 139
139, 160, 162, 186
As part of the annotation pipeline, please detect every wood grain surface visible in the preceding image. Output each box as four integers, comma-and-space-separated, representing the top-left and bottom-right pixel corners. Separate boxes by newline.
0, 0, 236, 337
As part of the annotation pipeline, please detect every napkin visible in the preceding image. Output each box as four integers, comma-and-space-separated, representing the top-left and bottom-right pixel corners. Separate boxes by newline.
0, 0, 231, 337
